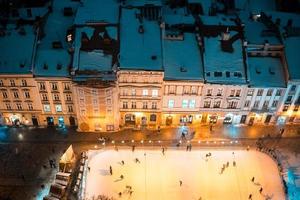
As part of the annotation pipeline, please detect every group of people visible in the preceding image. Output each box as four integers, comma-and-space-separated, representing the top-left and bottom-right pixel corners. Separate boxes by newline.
248, 177, 264, 199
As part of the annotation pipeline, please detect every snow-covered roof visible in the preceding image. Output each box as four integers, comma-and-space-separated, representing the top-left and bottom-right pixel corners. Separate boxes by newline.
34, 0, 79, 77
163, 7, 195, 25
234, 0, 276, 12
247, 57, 286, 88
74, 0, 119, 25
203, 34, 246, 84
163, 33, 204, 81
239, 12, 281, 45
200, 15, 237, 26
0, 24, 36, 74
120, 7, 163, 71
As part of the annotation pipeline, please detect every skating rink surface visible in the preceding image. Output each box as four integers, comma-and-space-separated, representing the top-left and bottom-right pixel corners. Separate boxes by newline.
84, 148, 285, 200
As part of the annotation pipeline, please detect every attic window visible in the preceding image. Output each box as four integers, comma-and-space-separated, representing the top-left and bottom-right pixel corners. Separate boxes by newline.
214, 72, 222, 77
269, 67, 275, 75
255, 67, 261, 74
57, 63, 62, 70
43, 63, 48, 70
226, 71, 230, 77
52, 41, 62, 49
180, 67, 187, 72
151, 55, 157, 60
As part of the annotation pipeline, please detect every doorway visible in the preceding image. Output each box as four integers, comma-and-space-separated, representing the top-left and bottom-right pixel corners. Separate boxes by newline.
264, 115, 272, 124
69, 116, 76, 126
47, 117, 54, 126
240, 115, 247, 124
32, 117, 39, 126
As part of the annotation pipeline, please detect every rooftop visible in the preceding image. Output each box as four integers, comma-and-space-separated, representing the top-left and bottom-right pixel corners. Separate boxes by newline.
247, 56, 286, 88
124, 0, 162, 7
74, 0, 119, 25
234, 0, 276, 12
34, 0, 79, 77
203, 33, 246, 84
163, 33, 204, 81
0, 24, 36, 74
119, 7, 163, 71
163, 7, 195, 25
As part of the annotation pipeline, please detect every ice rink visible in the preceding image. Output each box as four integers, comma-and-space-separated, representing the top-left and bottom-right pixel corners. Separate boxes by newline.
84, 148, 285, 200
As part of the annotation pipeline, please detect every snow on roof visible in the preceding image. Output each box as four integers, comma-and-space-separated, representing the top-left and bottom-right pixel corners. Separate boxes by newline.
163, 7, 195, 25
200, 15, 236, 26
266, 12, 300, 81
120, 8, 163, 71
74, 0, 119, 25
34, 0, 79, 77
0, 24, 35, 74
235, 0, 276, 12
203, 34, 246, 84
247, 57, 286, 88
163, 33, 204, 81
239, 12, 281, 45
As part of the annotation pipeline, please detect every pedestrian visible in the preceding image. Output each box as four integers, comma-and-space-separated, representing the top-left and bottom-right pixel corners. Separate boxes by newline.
186, 145, 189, 151
120, 175, 124, 179
121, 160, 125, 165
226, 161, 229, 167
49, 160, 53, 168
162, 147, 165, 155
109, 166, 112, 175
129, 190, 133, 196
132, 145, 135, 152
118, 192, 122, 197
88, 166, 90, 171
248, 194, 252, 199
179, 180, 182, 186
251, 177, 255, 182
247, 146, 250, 151
259, 187, 263, 193
135, 158, 140, 163
233, 161, 236, 167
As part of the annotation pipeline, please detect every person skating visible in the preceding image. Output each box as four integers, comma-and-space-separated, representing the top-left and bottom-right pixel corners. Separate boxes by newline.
179, 180, 182, 186
121, 160, 125, 165
135, 158, 140, 163
132, 145, 135, 152
162, 147, 165, 155
248, 194, 252, 199
120, 175, 124, 179
251, 177, 255, 182
109, 166, 112, 175
259, 187, 263, 193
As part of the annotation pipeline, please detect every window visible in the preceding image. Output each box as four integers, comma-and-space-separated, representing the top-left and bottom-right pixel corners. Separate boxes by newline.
106, 98, 111, 105
51, 82, 58, 91
230, 90, 235, 97
257, 89, 263, 96
28, 103, 33, 110
263, 100, 269, 108
228, 101, 238, 109
204, 101, 211, 108
150, 114, 156, 122
169, 86, 175, 94
142, 89, 148, 96
247, 89, 254, 96
2, 91, 8, 98
16, 103, 22, 110
10, 80, 15, 87
63, 83, 70, 90
291, 85, 296, 91
191, 86, 197, 94
24, 91, 30, 98
93, 98, 98, 106
244, 100, 250, 107
13, 91, 19, 98
55, 105, 62, 112
6, 103, 11, 110
123, 101, 128, 109
282, 105, 289, 112
131, 102, 136, 109
217, 89, 222, 96
286, 96, 293, 103
272, 100, 278, 107
152, 102, 157, 109
168, 100, 174, 108
293, 105, 299, 112
68, 105, 73, 112
0, 80, 3, 86
122, 89, 128, 96
39, 82, 46, 90
80, 109, 86, 116
182, 99, 188, 108
206, 89, 212, 96
235, 89, 241, 97
189, 100, 196, 108
21, 80, 27, 87
253, 101, 260, 108
276, 89, 282, 96
42, 94, 48, 101
267, 89, 273, 96
131, 89, 136, 96
152, 89, 158, 97
53, 94, 60, 101
183, 86, 190, 94
91, 89, 97, 96
143, 102, 148, 109
65, 94, 72, 101
213, 101, 221, 108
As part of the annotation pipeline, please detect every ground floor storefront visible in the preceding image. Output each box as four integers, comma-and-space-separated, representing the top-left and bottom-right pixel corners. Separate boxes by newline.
0, 112, 40, 126
120, 112, 161, 129
77, 115, 119, 132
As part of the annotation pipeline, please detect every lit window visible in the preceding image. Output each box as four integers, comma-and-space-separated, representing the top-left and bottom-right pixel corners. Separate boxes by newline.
142, 89, 148, 96
44, 105, 51, 112
55, 105, 62, 112
152, 89, 158, 97
182, 99, 188, 108
168, 100, 174, 108
189, 100, 196, 108
247, 89, 254, 96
